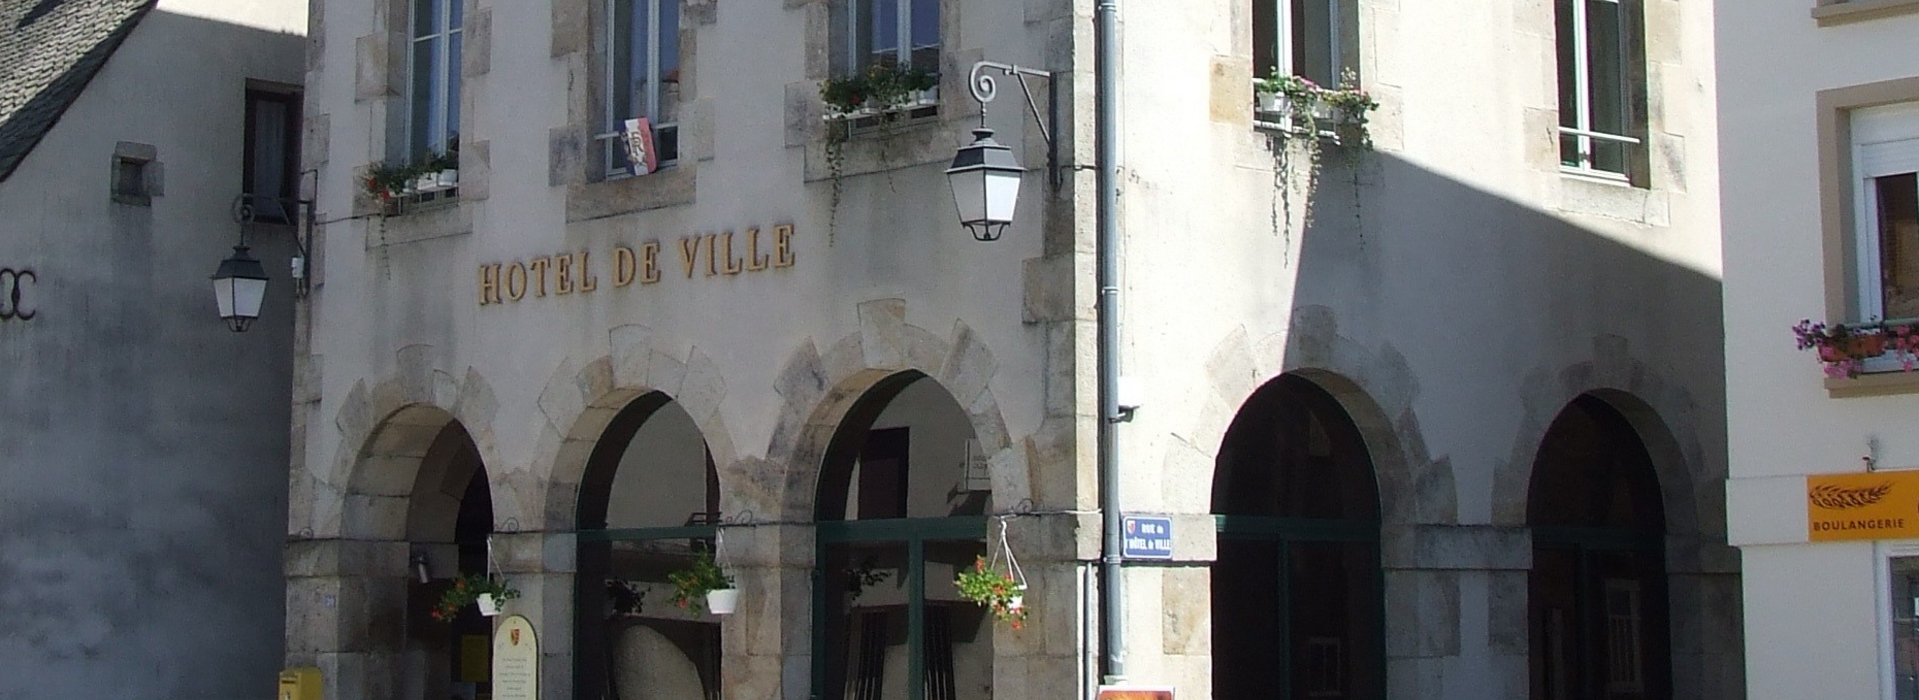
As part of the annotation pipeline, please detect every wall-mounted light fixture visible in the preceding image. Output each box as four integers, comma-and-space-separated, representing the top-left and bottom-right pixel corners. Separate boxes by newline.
945, 61, 1058, 242
213, 176, 314, 332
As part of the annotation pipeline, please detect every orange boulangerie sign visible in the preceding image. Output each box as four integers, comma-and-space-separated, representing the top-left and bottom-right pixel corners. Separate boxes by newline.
1808, 472, 1919, 541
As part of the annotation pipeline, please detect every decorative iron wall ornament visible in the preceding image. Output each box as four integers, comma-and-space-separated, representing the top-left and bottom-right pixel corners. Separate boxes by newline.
0, 267, 37, 321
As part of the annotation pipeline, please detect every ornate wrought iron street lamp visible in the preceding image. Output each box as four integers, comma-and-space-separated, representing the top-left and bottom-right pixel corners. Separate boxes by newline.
212, 186, 313, 332
946, 61, 1058, 242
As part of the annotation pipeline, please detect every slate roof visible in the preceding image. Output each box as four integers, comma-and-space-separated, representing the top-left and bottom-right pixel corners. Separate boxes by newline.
0, 0, 156, 183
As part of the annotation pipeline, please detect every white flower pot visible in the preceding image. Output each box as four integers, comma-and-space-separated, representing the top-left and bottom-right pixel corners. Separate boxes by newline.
1255, 91, 1283, 114
476, 593, 502, 617
914, 87, 940, 106
705, 588, 740, 615
413, 174, 437, 193
437, 169, 458, 187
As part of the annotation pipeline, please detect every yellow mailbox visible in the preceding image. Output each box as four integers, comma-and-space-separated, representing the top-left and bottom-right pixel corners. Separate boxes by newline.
278, 667, 321, 700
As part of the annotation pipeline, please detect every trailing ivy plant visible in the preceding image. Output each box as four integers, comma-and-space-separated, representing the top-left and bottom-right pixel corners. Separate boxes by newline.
1321, 70, 1379, 165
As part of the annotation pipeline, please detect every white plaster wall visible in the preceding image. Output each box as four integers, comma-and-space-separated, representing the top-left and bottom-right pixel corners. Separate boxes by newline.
1719, 4, 1919, 700
0, 2, 306, 698
1111, 0, 1725, 694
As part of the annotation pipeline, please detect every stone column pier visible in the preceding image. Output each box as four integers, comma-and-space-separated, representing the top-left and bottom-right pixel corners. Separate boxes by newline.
488, 531, 579, 700
284, 538, 412, 700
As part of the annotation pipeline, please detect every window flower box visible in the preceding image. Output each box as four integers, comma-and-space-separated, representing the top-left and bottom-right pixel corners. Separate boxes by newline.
1794, 319, 1919, 378
821, 64, 940, 122
1252, 70, 1377, 147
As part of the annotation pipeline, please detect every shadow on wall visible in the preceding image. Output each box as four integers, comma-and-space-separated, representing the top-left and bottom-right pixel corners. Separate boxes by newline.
1276, 151, 1723, 396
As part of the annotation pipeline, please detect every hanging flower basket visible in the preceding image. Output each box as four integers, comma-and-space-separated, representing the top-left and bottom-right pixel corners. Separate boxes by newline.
956, 557, 1027, 629
705, 588, 740, 614
955, 519, 1029, 629
432, 572, 519, 621
668, 536, 738, 616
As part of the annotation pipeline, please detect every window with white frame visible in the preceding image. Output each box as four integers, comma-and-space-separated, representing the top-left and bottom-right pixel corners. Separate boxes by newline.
1555, 0, 1645, 182
409, 0, 462, 162
847, 0, 939, 74
602, 0, 680, 177
1853, 103, 1919, 326
1253, 0, 1342, 88
1879, 546, 1919, 700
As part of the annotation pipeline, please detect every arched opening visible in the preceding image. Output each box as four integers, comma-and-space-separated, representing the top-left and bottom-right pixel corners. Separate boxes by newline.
1527, 394, 1671, 700
813, 372, 995, 700
372, 417, 494, 700
1211, 373, 1384, 700
573, 392, 723, 700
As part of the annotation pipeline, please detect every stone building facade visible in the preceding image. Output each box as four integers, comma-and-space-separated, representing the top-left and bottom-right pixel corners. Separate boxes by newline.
289, 0, 1738, 698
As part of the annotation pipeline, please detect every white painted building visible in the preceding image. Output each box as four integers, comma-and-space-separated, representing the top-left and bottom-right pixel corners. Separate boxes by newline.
0, 1, 305, 698
1719, 1, 1919, 700
289, 0, 1736, 698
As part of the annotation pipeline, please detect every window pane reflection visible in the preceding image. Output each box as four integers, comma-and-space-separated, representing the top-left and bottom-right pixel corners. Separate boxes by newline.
1878, 173, 1919, 319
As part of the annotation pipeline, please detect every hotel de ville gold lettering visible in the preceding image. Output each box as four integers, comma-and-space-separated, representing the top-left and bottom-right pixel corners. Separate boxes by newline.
477, 224, 796, 306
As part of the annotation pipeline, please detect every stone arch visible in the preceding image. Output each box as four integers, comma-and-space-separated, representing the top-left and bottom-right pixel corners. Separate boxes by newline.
315, 344, 501, 540
529, 324, 742, 531
765, 299, 1013, 521
1492, 335, 1714, 539
1188, 306, 1455, 525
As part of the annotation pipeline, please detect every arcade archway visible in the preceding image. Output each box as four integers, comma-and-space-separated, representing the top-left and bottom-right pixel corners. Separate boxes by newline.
1527, 394, 1672, 700
573, 392, 724, 700
1211, 373, 1385, 700
814, 372, 996, 700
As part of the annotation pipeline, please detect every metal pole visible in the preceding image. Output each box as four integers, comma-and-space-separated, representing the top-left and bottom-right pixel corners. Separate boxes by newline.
1094, 0, 1125, 684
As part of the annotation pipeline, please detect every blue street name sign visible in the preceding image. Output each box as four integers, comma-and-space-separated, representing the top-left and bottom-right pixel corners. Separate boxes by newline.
1121, 515, 1174, 560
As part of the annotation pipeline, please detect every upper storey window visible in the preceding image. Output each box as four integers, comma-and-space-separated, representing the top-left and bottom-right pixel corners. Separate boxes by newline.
1555, 0, 1648, 184
1853, 102, 1919, 324
849, 0, 939, 74
409, 0, 462, 161
1253, 0, 1343, 88
605, 0, 681, 176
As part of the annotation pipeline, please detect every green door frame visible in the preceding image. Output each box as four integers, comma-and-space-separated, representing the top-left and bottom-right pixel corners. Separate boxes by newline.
1532, 525, 1665, 700
574, 523, 724, 700
1214, 515, 1385, 700
813, 516, 988, 700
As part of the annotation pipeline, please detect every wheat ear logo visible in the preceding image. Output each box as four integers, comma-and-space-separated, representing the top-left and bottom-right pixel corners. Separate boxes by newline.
1809, 482, 1893, 510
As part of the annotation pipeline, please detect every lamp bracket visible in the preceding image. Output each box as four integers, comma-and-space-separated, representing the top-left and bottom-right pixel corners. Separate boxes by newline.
967, 60, 1061, 191
230, 169, 319, 296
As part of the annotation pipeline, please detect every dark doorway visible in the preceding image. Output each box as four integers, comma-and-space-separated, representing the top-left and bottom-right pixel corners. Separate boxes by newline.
815, 373, 994, 700
1211, 374, 1384, 700
402, 421, 492, 700
1527, 394, 1671, 700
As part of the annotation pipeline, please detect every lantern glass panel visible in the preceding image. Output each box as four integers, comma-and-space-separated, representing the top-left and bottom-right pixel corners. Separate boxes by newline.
950, 169, 987, 225
985, 169, 1021, 223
